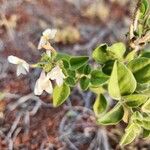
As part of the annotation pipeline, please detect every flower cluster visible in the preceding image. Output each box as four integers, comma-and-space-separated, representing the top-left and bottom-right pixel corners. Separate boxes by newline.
38, 28, 57, 56
8, 29, 65, 96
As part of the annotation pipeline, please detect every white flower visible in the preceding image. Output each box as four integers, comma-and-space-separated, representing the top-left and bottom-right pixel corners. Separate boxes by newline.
38, 36, 48, 50
34, 71, 53, 95
48, 65, 65, 87
8, 55, 29, 76
42, 29, 57, 40
38, 28, 57, 50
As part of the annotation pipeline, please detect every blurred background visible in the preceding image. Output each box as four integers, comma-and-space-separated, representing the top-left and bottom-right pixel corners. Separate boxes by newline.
0, 0, 149, 150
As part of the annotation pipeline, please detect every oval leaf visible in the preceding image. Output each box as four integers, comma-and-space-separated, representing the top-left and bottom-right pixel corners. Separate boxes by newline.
93, 94, 107, 116
108, 61, 137, 100
108, 42, 126, 60
128, 57, 150, 83
92, 44, 110, 63
70, 56, 89, 70
141, 98, 150, 113
53, 83, 70, 107
143, 129, 150, 138
80, 76, 90, 91
120, 123, 141, 146
142, 117, 150, 130
90, 70, 109, 86
123, 94, 148, 107
97, 104, 124, 125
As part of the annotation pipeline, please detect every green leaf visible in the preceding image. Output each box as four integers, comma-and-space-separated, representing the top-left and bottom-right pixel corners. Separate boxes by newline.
65, 77, 76, 87
90, 70, 109, 86
102, 60, 114, 76
125, 50, 137, 62
56, 53, 71, 68
70, 56, 89, 70
56, 52, 71, 61
80, 76, 90, 91
90, 86, 105, 94
66, 69, 76, 78
142, 117, 150, 130
108, 61, 121, 99
141, 98, 150, 113
108, 42, 126, 59
77, 64, 91, 75
83, 64, 91, 75
143, 129, 150, 138
128, 57, 150, 83
92, 43, 126, 63
108, 61, 137, 100
136, 83, 150, 93
97, 104, 124, 125
92, 44, 110, 63
123, 94, 148, 107
131, 111, 143, 125
141, 51, 150, 58
139, 0, 149, 18
120, 123, 141, 146
53, 83, 70, 107
93, 94, 107, 116
77, 65, 85, 74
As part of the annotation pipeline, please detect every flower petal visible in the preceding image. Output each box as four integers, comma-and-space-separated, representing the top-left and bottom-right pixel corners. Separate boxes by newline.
45, 80, 53, 94
8, 55, 22, 64
39, 70, 46, 79
22, 63, 29, 72
43, 29, 57, 40
38, 36, 47, 49
34, 71, 48, 95
34, 79, 43, 95
50, 29, 57, 39
56, 77, 64, 87
47, 65, 60, 80
16, 65, 27, 76
47, 65, 65, 87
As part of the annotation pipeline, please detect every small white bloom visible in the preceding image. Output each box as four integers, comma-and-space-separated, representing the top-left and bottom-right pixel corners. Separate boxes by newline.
34, 71, 53, 95
38, 28, 57, 50
48, 65, 65, 87
38, 36, 47, 50
42, 29, 57, 40
8, 55, 29, 76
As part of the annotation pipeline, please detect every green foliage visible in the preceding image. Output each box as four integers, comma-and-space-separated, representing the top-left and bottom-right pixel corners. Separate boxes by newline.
108, 42, 126, 60
143, 129, 150, 138
53, 83, 70, 107
92, 42, 126, 63
97, 104, 124, 125
65, 77, 76, 87
108, 61, 137, 100
142, 116, 150, 130
128, 57, 150, 83
141, 98, 150, 113
90, 70, 109, 86
92, 44, 109, 63
120, 123, 141, 146
77, 64, 91, 75
139, 0, 149, 18
93, 94, 107, 116
69, 56, 89, 70
79, 76, 90, 91
123, 94, 148, 107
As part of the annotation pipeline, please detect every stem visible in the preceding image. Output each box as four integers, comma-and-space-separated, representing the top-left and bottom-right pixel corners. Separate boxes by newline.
129, 0, 141, 40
